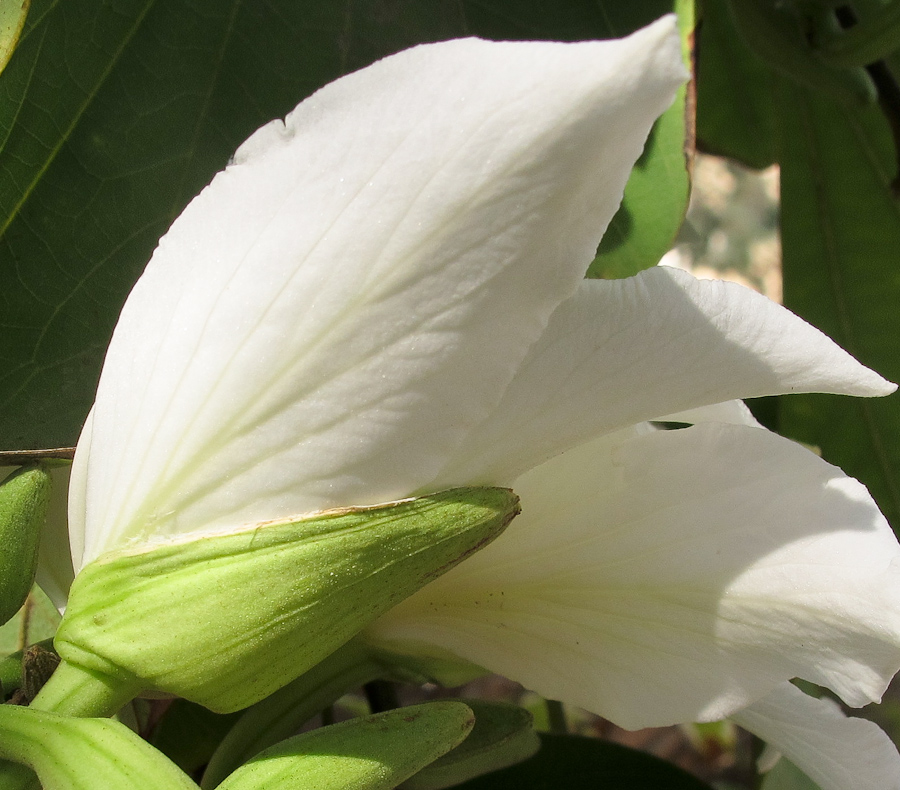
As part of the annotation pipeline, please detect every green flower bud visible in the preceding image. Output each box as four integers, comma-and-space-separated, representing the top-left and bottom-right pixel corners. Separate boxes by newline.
51, 487, 518, 714
0, 465, 52, 625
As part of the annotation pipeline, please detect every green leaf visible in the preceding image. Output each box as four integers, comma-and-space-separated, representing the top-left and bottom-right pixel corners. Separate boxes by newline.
0, 0, 685, 452
588, 0, 692, 279
776, 80, 900, 530
587, 94, 690, 279
150, 700, 242, 776
696, 0, 778, 168
451, 733, 715, 790
0, 705, 199, 790
216, 702, 474, 790
400, 700, 539, 790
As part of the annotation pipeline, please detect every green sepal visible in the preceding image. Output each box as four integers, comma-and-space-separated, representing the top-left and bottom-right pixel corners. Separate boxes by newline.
0, 465, 52, 625
216, 702, 474, 790
53, 487, 519, 713
0, 705, 199, 790
400, 700, 540, 790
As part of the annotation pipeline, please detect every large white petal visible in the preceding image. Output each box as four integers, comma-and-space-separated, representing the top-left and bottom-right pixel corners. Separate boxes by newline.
367, 422, 900, 729
655, 399, 763, 428
732, 682, 900, 790
430, 267, 894, 486
75, 20, 685, 565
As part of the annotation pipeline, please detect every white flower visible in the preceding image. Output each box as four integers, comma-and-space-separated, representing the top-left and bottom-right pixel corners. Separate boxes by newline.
52, 13, 900, 786
67, 17, 687, 570
364, 402, 900, 790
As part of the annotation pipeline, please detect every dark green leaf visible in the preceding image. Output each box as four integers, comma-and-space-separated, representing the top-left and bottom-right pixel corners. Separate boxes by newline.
0, 0, 686, 451
777, 79, 900, 529
151, 700, 241, 775
453, 733, 715, 790
696, 0, 778, 168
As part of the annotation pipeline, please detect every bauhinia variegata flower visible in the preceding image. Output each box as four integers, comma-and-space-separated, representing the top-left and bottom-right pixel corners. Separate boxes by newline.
26, 14, 900, 790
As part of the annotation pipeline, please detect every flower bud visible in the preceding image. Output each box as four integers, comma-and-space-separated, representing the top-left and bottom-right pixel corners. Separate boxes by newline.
0, 464, 52, 625
53, 487, 518, 713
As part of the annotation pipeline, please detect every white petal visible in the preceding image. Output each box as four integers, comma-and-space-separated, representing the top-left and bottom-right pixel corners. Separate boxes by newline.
35, 465, 74, 612
430, 267, 894, 486
77, 20, 685, 565
732, 682, 900, 790
656, 400, 763, 428
367, 422, 900, 729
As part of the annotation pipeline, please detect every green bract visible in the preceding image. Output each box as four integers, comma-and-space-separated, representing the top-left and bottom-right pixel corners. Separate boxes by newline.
49, 487, 518, 713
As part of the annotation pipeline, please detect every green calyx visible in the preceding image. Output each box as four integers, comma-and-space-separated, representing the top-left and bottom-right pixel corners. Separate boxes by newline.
52, 487, 519, 713
0, 464, 52, 625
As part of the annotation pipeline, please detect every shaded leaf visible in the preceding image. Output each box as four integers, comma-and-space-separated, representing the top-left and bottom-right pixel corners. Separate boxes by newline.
776, 79, 900, 530
696, 0, 777, 168
453, 733, 714, 790
151, 700, 241, 776
0, 0, 686, 451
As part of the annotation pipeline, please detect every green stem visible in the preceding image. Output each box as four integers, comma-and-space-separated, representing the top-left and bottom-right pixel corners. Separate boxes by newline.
29, 659, 142, 717
200, 639, 384, 789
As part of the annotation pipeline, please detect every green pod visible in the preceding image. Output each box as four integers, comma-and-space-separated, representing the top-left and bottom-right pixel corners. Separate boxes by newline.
0, 465, 52, 625
52, 487, 519, 714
